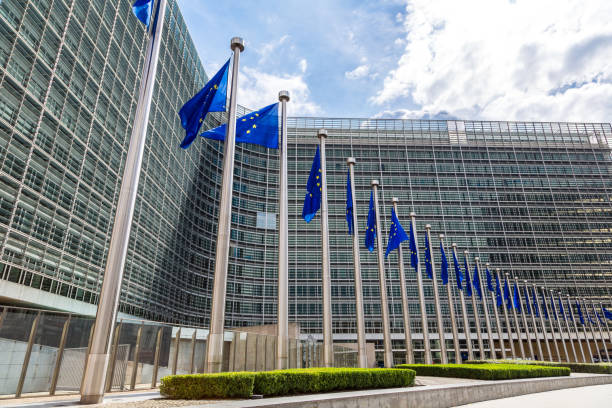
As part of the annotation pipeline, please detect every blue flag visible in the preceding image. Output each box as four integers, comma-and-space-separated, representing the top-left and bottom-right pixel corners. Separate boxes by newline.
495, 274, 502, 307
385, 208, 408, 258
485, 267, 494, 292
440, 242, 449, 285
576, 301, 585, 325
302, 146, 322, 223
531, 287, 539, 317
503, 278, 512, 309
558, 296, 565, 320
179, 59, 230, 148
596, 309, 604, 325
513, 282, 521, 313
201, 103, 279, 149
423, 232, 433, 278
346, 171, 353, 235
365, 191, 376, 252
604, 307, 612, 321
472, 264, 482, 299
586, 306, 596, 325
408, 220, 419, 272
453, 250, 463, 290
523, 287, 531, 315
463, 256, 472, 297
132, 0, 154, 27
550, 294, 557, 320
542, 297, 549, 320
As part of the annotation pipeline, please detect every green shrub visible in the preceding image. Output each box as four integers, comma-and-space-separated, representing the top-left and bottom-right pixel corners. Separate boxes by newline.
159, 372, 255, 399
465, 359, 612, 374
395, 363, 569, 380
253, 368, 416, 396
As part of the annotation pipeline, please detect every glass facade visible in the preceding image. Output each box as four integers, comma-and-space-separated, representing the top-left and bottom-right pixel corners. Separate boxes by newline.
1, 1, 611, 362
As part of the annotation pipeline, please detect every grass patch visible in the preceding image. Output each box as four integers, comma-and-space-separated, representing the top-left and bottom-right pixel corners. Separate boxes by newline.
466, 359, 612, 374
160, 367, 416, 399
395, 363, 570, 380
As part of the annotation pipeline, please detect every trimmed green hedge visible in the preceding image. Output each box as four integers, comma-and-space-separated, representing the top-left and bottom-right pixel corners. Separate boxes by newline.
395, 363, 570, 380
160, 372, 255, 399
160, 368, 416, 399
466, 359, 612, 374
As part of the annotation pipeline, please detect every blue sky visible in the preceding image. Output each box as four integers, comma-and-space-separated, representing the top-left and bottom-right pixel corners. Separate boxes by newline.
179, 0, 612, 122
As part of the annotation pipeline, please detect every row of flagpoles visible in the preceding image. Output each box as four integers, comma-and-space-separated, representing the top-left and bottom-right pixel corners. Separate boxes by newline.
83, 1, 612, 402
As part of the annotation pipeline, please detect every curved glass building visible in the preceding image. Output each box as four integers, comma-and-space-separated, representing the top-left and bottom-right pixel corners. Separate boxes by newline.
1, 0, 611, 363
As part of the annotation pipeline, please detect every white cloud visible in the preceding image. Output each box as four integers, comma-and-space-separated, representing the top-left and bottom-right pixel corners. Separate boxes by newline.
238, 67, 321, 116
257, 35, 290, 64
345, 64, 370, 80
373, 0, 612, 122
299, 59, 308, 73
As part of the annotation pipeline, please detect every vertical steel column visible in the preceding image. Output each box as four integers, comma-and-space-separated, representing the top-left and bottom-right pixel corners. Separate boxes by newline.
534, 284, 552, 361
412, 214, 431, 364
551, 290, 570, 362
508, 276, 525, 359
276, 90, 290, 370
392, 198, 413, 364
569, 296, 586, 362
190, 330, 197, 374
319, 129, 334, 367
130, 323, 144, 390
16, 312, 40, 397
172, 328, 181, 375
590, 300, 609, 362
455, 244, 473, 361
515, 278, 534, 359
50, 314, 71, 395
441, 236, 461, 363
151, 328, 163, 388
105, 322, 123, 392
475, 258, 494, 360
371, 181, 393, 367
465, 252, 484, 360
206, 37, 244, 373
489, 265, 506, 359
348, 158, 367, 368
583, 299, 602, 362
561, 293, 578, 362
541, 288, 561, 361
425, 225, 447, 363
499, 271, 515, 359
526, 283, 543, 361
80, 2, 168, 403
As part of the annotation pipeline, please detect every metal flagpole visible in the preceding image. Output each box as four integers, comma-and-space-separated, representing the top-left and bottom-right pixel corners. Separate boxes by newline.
508, 275, 525, 359
425, 225, 447, 363
577, 297, 595, 363
319, 129, 334, 367
541, 287, 561, 361
475, 258, 495, 360
515, 278, 534, 359
534, 284, 553, 361
569, 295, 586, 362
526, 281, 543, 361
276, 91, 290, 370
560, 292, 578, 362
372, 181, 393, 367
583, 299, 602, 362
441, 236, 461, 363
206, 37, 245, 373
498, 271, 515, 359
465, 252, 484, 360
412, 213, 431, 364
453, 244, 473, 361
489, 264, 506, 359
589, 299, 609, 362
80, 1, 168, 403
393, 198, 414, 364
551, 289, 569, 362
347, 158, 367, 368
599, 301, 612, 361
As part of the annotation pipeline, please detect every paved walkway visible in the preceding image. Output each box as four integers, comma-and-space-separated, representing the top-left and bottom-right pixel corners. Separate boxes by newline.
454, 383, 612, 407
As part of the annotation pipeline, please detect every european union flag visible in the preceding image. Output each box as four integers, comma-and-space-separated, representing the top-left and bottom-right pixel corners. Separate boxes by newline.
531, 288, 539, 317
408, 220, 419, 272
486, 267, 494, 292
576, 301, 585, 325
365, 191, 376, 252
453, 250, 463, 290
302, 146, 322, 223
132, 0, 154, 27
202, 103, 279, 149
558, 296, 565, 320
503, 278, 512, 309
587, 308, 596, 325
495, 274, 503, 307
523, 287, 531, 315
513, 282, 521, 313
346, 171, 353, 235
179, 59, 230, 149
550, 294, 557, 320
385, 208, 408, 258
595, 309, 604, 325
463, 256, 472, 297
472, 264, 482, 299
603, 307, 612, 321
542, 298, 549, 319
440, 242, 449, 285
423, 232, 433, 278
